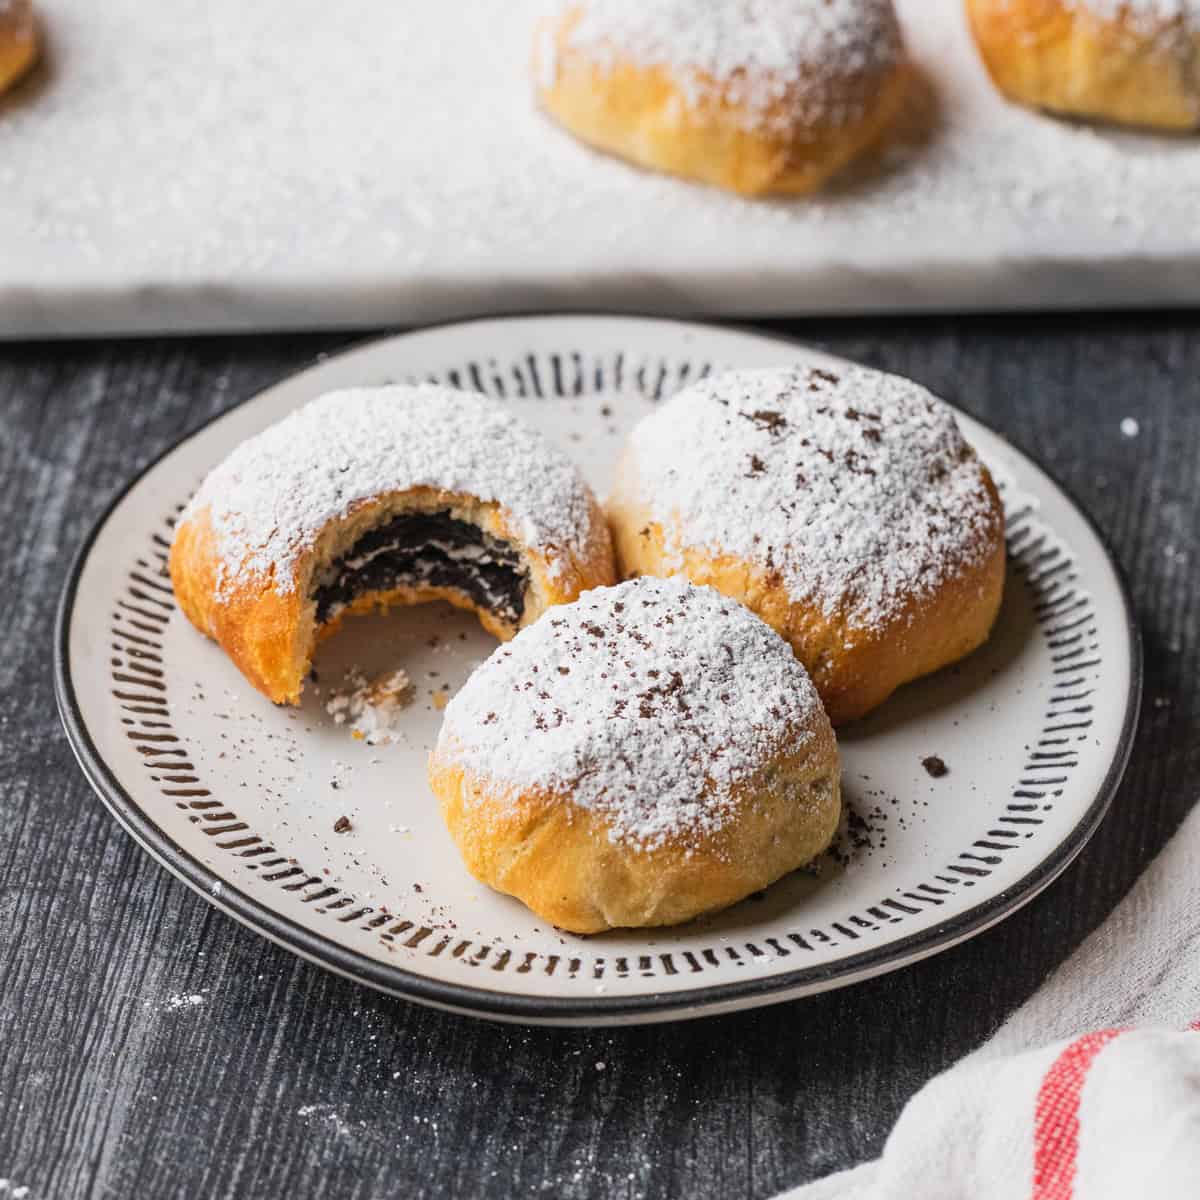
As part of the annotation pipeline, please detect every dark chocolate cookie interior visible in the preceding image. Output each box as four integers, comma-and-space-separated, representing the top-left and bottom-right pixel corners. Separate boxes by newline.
313, 510, 529, 626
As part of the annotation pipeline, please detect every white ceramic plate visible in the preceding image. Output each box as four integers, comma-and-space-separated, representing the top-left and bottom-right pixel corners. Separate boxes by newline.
56, 316, 1140, 1026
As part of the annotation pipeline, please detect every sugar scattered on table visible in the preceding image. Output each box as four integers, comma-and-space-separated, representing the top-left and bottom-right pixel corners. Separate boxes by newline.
163, 992, 206, 1011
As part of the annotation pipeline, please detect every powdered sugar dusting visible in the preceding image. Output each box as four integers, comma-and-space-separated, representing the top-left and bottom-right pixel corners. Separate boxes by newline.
623, 365, 1000, 632
183, 386, 598, 597
561, 0, 904, 130
437, 577, 826, 849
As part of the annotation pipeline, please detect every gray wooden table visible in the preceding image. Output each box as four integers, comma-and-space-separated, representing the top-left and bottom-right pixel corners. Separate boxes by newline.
2, 314, 1197, 1200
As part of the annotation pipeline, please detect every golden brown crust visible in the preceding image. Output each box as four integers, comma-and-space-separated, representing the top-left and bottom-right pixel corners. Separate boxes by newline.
967, 0, 1200, 130
607, 466, 1006, 725
0, 0, 36, 97
169, 484, 615, 706
430, 723, 840, 935
533, 6, 910, 196
170, 511, 308, 703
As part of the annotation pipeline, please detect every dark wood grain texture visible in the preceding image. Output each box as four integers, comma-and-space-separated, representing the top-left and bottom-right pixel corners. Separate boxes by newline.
1, 313, 1197, 1200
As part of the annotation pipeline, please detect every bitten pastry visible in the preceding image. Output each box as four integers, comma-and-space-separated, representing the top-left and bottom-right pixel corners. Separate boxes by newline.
0, 0, 36, 97
967, 0, 1200, 130
533, 0, 910, 196
170, 385, 616, 705
608, 364, 1006, 725
429, 577, 840, 934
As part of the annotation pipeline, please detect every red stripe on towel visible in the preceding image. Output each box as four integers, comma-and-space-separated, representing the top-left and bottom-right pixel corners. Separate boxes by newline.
1032, 1029, 1126, 1200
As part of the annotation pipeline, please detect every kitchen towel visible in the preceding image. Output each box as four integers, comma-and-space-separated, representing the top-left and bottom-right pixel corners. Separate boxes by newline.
783, 799, 1200, 1198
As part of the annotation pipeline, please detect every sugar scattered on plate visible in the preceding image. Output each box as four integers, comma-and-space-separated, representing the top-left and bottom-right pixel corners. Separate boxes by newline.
325, 668, 413, 745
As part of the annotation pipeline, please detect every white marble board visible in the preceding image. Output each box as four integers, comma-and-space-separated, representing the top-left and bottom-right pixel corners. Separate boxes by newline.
2, 0, 1198, 339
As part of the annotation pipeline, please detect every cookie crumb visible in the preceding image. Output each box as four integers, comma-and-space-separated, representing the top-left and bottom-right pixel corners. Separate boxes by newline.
326, 667, 413, 744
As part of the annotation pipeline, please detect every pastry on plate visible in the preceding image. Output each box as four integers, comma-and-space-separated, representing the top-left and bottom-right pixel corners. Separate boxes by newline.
170, 385, 616, 705
967, 0, 1200, 130
608, 364, 1006, 724
533, 0, 910, 195
0, 0, 36, 97
429, 577, 840, 934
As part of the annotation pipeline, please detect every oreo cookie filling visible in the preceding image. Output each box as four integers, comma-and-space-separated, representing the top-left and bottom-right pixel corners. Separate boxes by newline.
314, 511, 529, 626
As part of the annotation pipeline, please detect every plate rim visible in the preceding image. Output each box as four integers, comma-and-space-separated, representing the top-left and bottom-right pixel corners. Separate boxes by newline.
53, 313, 1144, 1024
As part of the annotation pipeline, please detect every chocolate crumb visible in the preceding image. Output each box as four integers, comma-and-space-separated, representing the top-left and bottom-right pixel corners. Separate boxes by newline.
334, 816, 351, 833
922, 755, 949, 778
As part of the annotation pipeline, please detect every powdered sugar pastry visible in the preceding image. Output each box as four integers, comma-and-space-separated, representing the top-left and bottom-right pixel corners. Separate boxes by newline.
437, 577, 825, 849
624, 365, 1001, 632
561, 0, 904, 130
184, 386, 597, 597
